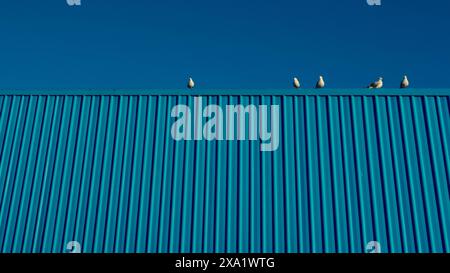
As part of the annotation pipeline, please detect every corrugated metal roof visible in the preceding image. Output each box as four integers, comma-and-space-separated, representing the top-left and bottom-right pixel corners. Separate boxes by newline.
0, 90, 449, 253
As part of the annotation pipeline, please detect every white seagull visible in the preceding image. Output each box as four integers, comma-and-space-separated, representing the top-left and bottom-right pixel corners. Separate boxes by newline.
293, 77, 301, 89
315, 75, 325, 89
368, 77, 383, 89
187, 77, 195, 89
400, 75, 409, 89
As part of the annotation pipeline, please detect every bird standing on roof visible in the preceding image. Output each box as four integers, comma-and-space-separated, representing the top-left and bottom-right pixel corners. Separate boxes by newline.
293, 77, 301, 89
368, 77, 383, 89
187, 77, 195, 89
315, 76, 325, 89
400, 75, 409, 89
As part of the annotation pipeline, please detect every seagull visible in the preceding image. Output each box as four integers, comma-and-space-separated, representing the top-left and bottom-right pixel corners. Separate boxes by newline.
368, 77, 383, 89
187, 77, 195, 89
315, 75, 325, 89
400, 75, 409, 88
293, 77, 301, 89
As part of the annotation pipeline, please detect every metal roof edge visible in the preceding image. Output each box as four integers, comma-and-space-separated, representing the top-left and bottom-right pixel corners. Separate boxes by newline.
0, 89, 450, 96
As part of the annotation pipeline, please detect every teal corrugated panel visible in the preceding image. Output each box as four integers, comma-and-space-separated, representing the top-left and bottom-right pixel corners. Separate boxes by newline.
0, 91, 450, 253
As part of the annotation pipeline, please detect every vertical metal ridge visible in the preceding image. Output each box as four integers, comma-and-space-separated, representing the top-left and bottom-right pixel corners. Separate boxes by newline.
65, 96, 93, 251
171, 96, 187, 253
137, 95, 156, 252
435, 97, 450, 187
214, 95, 226, 253
411, 97, 441, 252
367, 97, 391, 250
305, 95, 318, 252
384, 97, 409, 252
56, 96, 83, 253
26, 96, 56, 252
292, 96, 303, 252
47, 95, 69, 252
0, 96, 25, 251
94, 95, 119, 252
0, 96, 4, 119
105, 95, 128, 253
149, 96, 168, 252
76, 96, 100, 251
328, 96, 348, 252
179, 96, 192, 253
317, 96, 334, 252
326, 96, 338, 252
340, 96, 355, 252
82, 96, 108, 252
15, 96, 48, 252
3, 96, 34, 253
350, 96, 370, 249
202, 96, 213, 252
398, 97, 428, 251
129, 95, 148, 252
158, 96, 174, 253
0, 96, 13, 165
123, 96, 139, 253
423, 97, 450, 251
35, 96, 65, 252
193, 95, 207, 253
361, 97, 383, 247
282, 95, 297, 252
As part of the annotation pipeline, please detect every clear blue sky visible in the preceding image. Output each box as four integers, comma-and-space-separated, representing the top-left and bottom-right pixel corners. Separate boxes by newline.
0, 0, 449, 89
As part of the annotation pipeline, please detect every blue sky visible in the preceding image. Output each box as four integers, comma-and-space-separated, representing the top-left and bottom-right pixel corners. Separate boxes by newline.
0, 0, 449, 89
